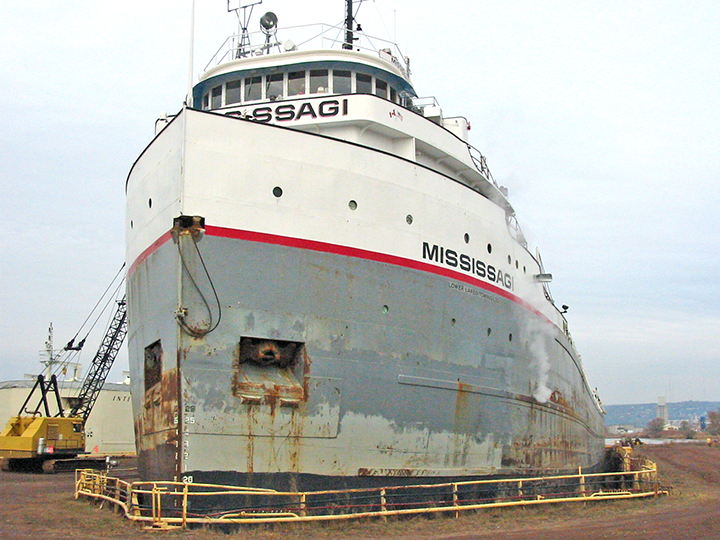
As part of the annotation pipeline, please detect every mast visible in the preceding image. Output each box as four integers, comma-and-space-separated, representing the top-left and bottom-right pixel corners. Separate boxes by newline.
343, 0, 353, 50
187, 0, 196, 107
228, 1, 263, 59
41, 323, 58, 378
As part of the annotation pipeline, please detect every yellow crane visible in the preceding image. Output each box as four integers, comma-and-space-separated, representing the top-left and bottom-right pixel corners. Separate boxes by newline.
0, 296, 127, 472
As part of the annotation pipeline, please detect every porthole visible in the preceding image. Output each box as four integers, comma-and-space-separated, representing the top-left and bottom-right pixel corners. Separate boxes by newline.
148, 198, 153, 208
406, 214, 413, 225
487, 243, 493, 254
487, 328, 492, 337
451, 318, 456, 326
516, 260, 519, 269
381, 305, 389, 314
349, 200, 357, 210
509, 333, 513, 342
507, 255, 512, 265
464, 233, 470, 244
273, 186, 283, 198
523, 266, 527, 274
130, 220, 133, 229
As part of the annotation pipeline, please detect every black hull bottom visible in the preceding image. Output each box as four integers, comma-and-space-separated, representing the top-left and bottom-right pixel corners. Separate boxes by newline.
177, 467, 604, 516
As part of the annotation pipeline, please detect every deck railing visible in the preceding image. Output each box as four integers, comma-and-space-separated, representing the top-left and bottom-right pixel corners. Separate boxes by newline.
76, 462, 665, 528
205, 22, 409, 78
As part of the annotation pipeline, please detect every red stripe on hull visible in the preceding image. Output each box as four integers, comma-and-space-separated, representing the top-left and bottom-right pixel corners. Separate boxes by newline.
128, 230, 174, 276
128, 225, 548, 322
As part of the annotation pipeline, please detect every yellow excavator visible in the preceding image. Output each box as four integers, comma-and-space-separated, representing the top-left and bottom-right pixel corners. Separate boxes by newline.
0, 296, 127, 472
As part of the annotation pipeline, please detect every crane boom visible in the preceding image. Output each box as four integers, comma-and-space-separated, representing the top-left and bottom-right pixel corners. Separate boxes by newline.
70, 296, 127, 422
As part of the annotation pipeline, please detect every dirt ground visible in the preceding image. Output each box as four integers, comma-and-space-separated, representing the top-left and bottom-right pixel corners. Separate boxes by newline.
1, 443, 719, 540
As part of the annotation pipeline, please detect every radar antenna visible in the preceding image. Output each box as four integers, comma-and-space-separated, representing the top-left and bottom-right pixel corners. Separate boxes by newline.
228, 0, 263, 58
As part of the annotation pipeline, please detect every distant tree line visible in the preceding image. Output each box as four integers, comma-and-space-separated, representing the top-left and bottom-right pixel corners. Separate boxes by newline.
645, 407, 720, 438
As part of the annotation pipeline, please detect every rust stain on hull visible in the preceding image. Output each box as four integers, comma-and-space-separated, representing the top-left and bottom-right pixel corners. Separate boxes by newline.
451, 381, 475, 468
135, 367, 180, 481
226, 339, 313, 475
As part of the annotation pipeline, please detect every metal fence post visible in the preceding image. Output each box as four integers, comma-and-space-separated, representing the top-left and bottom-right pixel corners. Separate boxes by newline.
299, 493, 307, 517
452, 483, 459, 519
182, 484, 189, 528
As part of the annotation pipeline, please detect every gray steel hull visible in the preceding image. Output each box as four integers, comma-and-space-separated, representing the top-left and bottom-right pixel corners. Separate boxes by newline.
128, 229, 605, 487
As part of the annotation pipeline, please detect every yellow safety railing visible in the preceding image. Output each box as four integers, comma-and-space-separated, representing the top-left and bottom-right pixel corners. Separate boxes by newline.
75, 464, 665, 528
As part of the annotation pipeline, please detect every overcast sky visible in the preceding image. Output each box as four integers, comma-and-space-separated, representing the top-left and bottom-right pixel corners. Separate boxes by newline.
1, 0, 718, 406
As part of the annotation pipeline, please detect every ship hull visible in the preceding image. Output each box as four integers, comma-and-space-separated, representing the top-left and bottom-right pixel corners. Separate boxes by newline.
126, 108, 605, 487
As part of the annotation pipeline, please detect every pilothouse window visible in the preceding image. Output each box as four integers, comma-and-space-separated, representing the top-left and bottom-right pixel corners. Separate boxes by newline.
245, 76, 261, 101
333, 70, 351, 94
310, 69, 328, 93
226, 80, 241, 104
356, 73, 372, 94
375, 79, 388, 98
288, 71, 306, 96
266, 73, 284, 101
203, 66, 405, 107
211, 85, 222, 108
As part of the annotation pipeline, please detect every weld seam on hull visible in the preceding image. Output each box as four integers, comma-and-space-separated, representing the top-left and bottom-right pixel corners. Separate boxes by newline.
398, 374, 602, 436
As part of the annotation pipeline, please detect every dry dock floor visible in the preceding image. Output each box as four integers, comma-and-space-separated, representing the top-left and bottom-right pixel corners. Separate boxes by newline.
1, 443, 719, 539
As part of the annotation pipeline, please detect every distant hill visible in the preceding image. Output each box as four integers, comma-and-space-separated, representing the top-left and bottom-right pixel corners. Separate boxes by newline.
604, 401, 720, 427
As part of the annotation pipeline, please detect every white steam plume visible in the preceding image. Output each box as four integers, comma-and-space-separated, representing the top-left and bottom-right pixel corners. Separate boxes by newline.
524, 317, 554, 404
